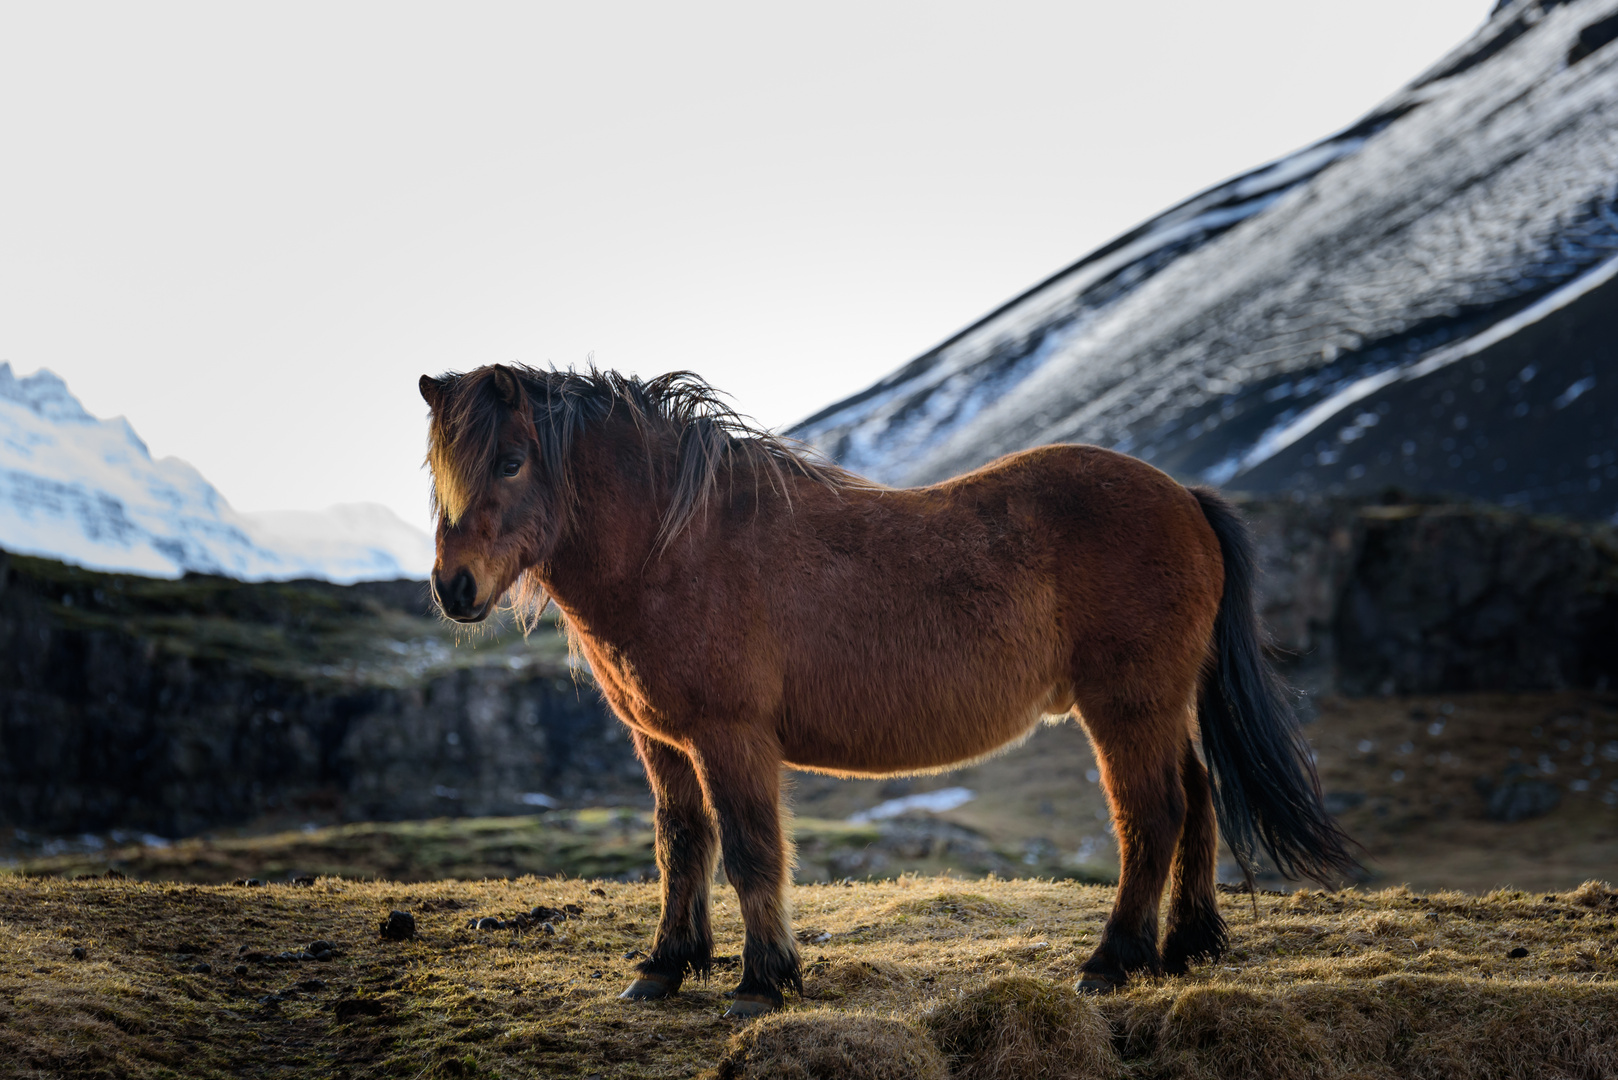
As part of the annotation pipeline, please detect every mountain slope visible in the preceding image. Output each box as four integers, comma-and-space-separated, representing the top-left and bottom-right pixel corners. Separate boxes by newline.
793, 0, 1618, 521
0, 363, 432, 581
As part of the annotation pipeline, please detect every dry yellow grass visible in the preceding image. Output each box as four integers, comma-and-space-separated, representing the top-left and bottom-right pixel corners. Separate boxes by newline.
0, 875, 1613, 1078
710, 1011, 947, 1080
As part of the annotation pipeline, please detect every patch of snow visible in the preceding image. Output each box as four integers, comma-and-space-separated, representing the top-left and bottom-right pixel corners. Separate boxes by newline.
1552, 376, 1597, 410
1229, 252, 1618, 476
847, 786, 975, 824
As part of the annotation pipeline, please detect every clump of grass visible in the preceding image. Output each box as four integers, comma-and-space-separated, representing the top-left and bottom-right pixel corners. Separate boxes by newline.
1568, 879, 1617, 909
1145, 984, 1340, 1079
891, 891, 1013, 921
807, 958, 915, 1001
710, 1011, 947, 1080
1107, 974, 1618, 1079
925, 975, 1121, 1080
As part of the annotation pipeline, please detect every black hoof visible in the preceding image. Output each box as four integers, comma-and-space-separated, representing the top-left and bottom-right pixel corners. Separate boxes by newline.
723, 993, 780, 1018
1164, 911, 1229, 976
1075, 975, 1123, 995
619, 974, 677, 1001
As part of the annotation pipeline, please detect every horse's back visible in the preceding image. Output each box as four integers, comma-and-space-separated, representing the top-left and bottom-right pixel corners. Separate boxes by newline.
968, 444, 1226, 711
768, 443, 1223, 772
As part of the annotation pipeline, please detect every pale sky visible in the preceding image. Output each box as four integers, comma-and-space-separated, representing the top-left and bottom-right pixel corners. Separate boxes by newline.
0, 1, 1489, 530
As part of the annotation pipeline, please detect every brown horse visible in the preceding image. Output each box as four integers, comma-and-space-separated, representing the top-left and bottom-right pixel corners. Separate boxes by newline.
418, 365, 1355, 1016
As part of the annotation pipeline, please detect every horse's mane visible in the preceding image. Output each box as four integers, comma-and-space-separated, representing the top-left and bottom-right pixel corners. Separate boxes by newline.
425, 365, 869, 552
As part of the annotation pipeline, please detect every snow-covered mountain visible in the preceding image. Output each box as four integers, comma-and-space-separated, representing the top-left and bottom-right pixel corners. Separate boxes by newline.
794, 0, 1618, 522
0, 363, 433, 581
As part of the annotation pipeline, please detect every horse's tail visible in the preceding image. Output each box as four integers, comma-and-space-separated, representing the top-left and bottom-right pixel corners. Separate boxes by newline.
1189, 486, 1359, 885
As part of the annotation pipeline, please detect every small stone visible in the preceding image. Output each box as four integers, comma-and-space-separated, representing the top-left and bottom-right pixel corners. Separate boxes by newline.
313, 950, 333, 962
1508, 947, 1530, 958
291, 875, 316, 887
246, 879, 263, 887
590, 887, 607, 897
192, 962, 212, 974
475, 917, 502, 931
234, 965, 249, 976
71, 947, 87, 960
623, 949, 644, 960
308, 940, 336, 954
297, 978, 326, 992
379, 910, 416, 941
540, 922, 556, 935
278, 951, 299, 961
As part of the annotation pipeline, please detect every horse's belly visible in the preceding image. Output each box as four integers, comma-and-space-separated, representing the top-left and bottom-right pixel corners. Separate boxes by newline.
779, 689, 1067, 777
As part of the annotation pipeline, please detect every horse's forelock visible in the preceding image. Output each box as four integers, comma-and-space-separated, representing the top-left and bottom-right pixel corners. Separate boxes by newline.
425, 368, 515, 526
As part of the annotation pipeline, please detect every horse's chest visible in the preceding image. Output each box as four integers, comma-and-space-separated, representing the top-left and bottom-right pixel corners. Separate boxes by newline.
581, 635, 747, 741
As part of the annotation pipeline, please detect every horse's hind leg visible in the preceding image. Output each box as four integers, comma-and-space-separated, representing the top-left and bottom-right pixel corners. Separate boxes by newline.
690, 730, 800, 1018
1076, 698, 1189, 992
620, 732, 718, 1001
1163, 737, 1227, 975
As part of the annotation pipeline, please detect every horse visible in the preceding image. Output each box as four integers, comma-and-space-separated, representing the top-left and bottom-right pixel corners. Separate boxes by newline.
417, 364, 1356, 1017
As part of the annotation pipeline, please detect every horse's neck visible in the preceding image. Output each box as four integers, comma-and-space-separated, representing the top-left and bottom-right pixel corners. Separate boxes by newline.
540, 424, 674, 610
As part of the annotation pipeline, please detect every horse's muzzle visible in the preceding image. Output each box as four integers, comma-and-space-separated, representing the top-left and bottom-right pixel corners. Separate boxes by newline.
432, 568, 489, 622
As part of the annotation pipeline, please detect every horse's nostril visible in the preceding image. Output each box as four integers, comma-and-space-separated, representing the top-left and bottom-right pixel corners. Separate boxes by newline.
433, 569, 479, 614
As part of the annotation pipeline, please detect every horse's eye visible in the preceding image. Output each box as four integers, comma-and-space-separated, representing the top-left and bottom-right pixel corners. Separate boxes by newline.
500, 459, 522, 478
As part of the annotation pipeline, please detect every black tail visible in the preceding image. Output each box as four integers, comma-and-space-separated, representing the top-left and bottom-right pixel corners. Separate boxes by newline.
1190, 487, 1359, 885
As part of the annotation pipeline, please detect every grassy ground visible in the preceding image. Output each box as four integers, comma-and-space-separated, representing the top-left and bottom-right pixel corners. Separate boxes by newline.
0, 812, 1103, 889
1, 875, 1613, 1079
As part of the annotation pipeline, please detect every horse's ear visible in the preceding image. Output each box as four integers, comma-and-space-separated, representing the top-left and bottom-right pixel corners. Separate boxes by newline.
419, 375, 443, 408
492, 365, 522, 408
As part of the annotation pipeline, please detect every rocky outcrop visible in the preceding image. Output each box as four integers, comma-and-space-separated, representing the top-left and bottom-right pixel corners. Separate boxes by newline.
1246, 496, 1618, 696
0, 551, 643, 837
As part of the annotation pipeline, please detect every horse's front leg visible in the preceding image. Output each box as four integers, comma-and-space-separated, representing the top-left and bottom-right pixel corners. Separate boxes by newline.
620, 731, 718, 1001
691, 730, 800, 1018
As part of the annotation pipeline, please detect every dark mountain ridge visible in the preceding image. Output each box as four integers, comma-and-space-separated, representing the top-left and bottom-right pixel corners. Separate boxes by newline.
794, 0, 1618, 522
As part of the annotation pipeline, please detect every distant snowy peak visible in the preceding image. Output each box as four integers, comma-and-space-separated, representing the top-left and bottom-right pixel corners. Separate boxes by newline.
0, 363, 432, 582
239, 503, 435, 584
0, 364, 98, 424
